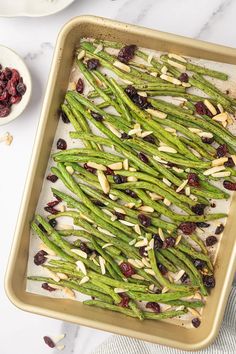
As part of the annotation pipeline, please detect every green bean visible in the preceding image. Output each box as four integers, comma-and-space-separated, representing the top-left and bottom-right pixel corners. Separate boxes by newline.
155, 252, 178, 273
128, 290, 194, 302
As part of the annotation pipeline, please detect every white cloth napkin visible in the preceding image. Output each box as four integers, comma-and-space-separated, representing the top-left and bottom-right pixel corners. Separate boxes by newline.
92, 286, 236, 354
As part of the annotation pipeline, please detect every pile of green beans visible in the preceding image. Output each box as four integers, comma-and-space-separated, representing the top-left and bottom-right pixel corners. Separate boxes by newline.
28, 38, 236, 325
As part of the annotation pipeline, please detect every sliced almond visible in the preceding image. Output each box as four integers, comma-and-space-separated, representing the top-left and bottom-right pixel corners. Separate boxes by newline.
104, 122, 122, 137
189, 194, 198, 201
150, 71, 158, 77
71, 249, 88, 259
197, 131, 213, 139
158, 146, 177, 153
141, 130, 153, 138
182, 82, 191, 88
146, 108, 167, 119
231, 155, 236, 165
119, 78, 134, 85
87, 161, 106, 171
168, 53, 187, 63
204, 99, 217, 115
149, 238, 154, 249
128, 259, 143, 269
97, 227, 115, 237
138, 91, 147, 97
102, 209, 113, 217
188, 127, 202, 133
164, 127, 176, 134
107, 162, 123, 170
176, 180, 189, 191
114, 207, 126, 214
226, 112, 234, 125
149, 192, 163, 201
102, 243, 113, 249
175, 235, 182, 246
144, 268, 155, 276
0, 132, 13, 145
147, 52, 154, 64
175, 305, 185, 311
39, 243, 56, 256
185, 186, 190, 196
76, 260, 87, 275
80, 213, 93, 223
212, 157, 228, 167
203, 165, 225, 176
153, 155, 168, 164
174, 269, 185, 282
162, 178, 171, 187
125, 202, 135, 209
127, 176, 138, 182
188, 308, 200, 317
123, 158, 129, 170
138, 205, 154, 213
77, 50, 85, 60
134, 224, 141, 235
217, 103, 224, 113
109, 193, 118, 201
113, 60, 131, 72
142, 257, 151, 268
56, 272, 68, 280
172, 167, 184, 173
212, 112, 228, 122
135, 239, 148, 248
193, 292, 202, 300
158, 227, 165, 241
79, 276, 89, 285
99, 256, 106, 275
128, 239, 136, 246
57, 204, 65, 212
211, 171, 231, 178
114, 288, 127, 293
163, 198, 171, 206
94, 43, 103, 54
97, 170, 110, 194
162, 286, 169, 293
167, 59, 186, 71
129, 167, 137, 172
45, 268, 60, 282
160, 74, 181, 85
128, 127, 142, 136
119, 220, 135, 227
131, 274, 145, 280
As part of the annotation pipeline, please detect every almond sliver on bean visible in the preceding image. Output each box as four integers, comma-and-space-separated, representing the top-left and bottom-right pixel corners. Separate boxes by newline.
203, 166, 225, 176
146, 108, 167, 119
113, 60, 131, 72
167, 59, 186, 71
87, 161, 106, 171
211, 171, 231, 178
158, 146, 177, 153
204, 99, 217, 115
107, 162, 123, 170
212, 112, 228, 122
212, 157, 228, 167
168, 53, 187, 63
97, 170, 110, 194
160, 74, 182, 85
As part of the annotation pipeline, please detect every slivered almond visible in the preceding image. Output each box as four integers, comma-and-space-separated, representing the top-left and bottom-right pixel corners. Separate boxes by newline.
150, 71, 158, 77
212, 171, 231, 178
71, 249, 88, 259
217, 103, 224, 113
144, 268, 155, 276
119, 78, 134, 85
212, 112, 228, 122
125, 202, 135, 208
104, 122, 122, 137
176, 179, 188, 193
128, 127, 142, 136
134, 224, 141, 235
161, 66, 168, 74
76, 260, 87, 275
129, 167, 137, 172
127, 176, 138, 182
149, 192, 163, 201
97, 170, 110, 194
135, 239, 148, 248
56, 273, 68, 280
188, 308, 200, 317
153, 155, 168, 164
188, 127, 202, 133
182, 82, 191, 88
79, 276, 89, 285
138, 205, 154, 213
231, 155, 236, 165
175, 305, 185, 311
146, 108, 167, 119
149, 238, 154, 249
131, 274, 145, 280
57, 204, 65, 212
87, 161, 106, 171
45, 269, 60, 282
172, 167, 184, 173
114, 288, 127, 293
174, 269, 185, 282
212, 157, 228, 167
193, 292, 202, 300
204, 99, 217, 115
102, 243, 113, 249
185, 186, 190, 196
80, 213, 93, 223
94, 43, 103, 54
123, 158, 129, 170
147, 53, 154, 64
164, 127, 176, 134
162, 287, 169, 293
168, 53, 187, 63
168, 274, 174, 283
102, 209, 113, 217
197, 131, 213, 139
189, 194, 198, 201
68, 81, 76, 90
158, 227, 165, 241
129, 239, 136, 246
97, 227, 115, 237
48, 283, 63, 290
138, 91, 147, 97
114, 207, 126, 214
109, 193, 118, 201
135, 259, 145, 268
141, 130, 153, 138
160, 74, 181, 85
56, 222, 72, 230
164, 198, 171, 206
119, 220, 135, 227
128, 259, 143, 269
99, 256, 106, 275
66, 165, 74, 174
113, 60, 131, 72
77, 49, 85, 60
149, 284, 156, 292
107, 162, 123, 170
162, 178, 171, 187
167, 59, 186, 71
40, 243, 56, 256
191, 148, 201, 158
158, 146, 177, 153
222, 120, 228, 128
142, 257, 151, 268
227, 112, 234, 125
175, 235, 182, 246
111, 214, 117, 221
203, 165, 225, 176
64, 287, 76, 299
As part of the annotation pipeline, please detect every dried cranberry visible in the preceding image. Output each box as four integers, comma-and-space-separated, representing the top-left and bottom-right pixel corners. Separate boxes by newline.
42, 283, 56, 292
203, 275, 215, 288
215, 224, 224, 235
6, 81, 17, 96
211, 202, 216, 208
54, 194, 62, 202
16, 82, 26, 96
180, 273, 189, 283
146, 302, 161, 313
44, 206, 59, 215
10, 95, 22, 104
138, 152, 149, 164
49, 219, 57, 228
191, 203, 207, 216
179, 222, 196, 235
153, 234, 163, 250
178, 73, 189, 83
114, 211, 125, 220
138, 214, 151, 227
43, 336, 55, 348
216, 144, 228, 158
57, 138, 67, 150
46, 174, 58, 183
3, 67, 12, 80
125, 85, 137, 98
143, 134, 156, 144
113, 174, 127, 184
202, 136, 214, 144
206, 236, 217, 246
195, 101, 213, 117
0, 106, 10, 117
84, 163, 96, 174
61, 110, 70, 123
93, 200, 105, 207
196, 222, 210, 228
132, 94, 149, 109
76, 78, 84, 93
119, 262, 135, 277
139, 246, 147, 257
80, 242, 92, 255
125, 189, 137, 198
121, 132, 131, 139
104, 167, 114, 175
192, 318, 201, 328
0, 90, 9, 101
91, 111, 103, 122
118, 44, 137, 64
118, 293, 130, 307
223, 180, 236, 191
47, 200, 60, 207
163, 236, 176, 248
86, 58, 100, 70
224, 157, 235, 167
188, 173, 200, 187
193, 259, 206, 270
34, 250, 48, 265
157, 263, 168, 275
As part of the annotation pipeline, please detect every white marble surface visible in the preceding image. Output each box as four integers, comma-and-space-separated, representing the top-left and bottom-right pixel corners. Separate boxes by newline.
0, 0, 236, 353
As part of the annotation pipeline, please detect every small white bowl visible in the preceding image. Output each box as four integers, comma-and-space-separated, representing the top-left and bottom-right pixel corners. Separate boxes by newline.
0, 45, 32, 126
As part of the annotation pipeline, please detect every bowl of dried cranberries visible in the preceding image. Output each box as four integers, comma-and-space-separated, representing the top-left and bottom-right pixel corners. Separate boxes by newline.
0, 44, 32, 125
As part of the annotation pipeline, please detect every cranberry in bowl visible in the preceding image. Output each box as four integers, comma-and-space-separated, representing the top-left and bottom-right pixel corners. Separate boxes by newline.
0, 45, 31, 125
